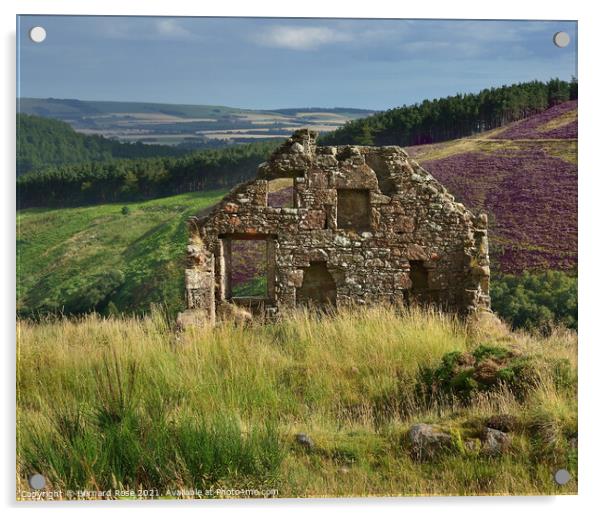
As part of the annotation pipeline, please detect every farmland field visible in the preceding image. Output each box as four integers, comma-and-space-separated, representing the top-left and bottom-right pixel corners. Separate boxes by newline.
18, 97, 374, 147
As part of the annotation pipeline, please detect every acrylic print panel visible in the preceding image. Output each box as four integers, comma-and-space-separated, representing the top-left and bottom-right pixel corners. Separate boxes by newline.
16, 16, 578, 500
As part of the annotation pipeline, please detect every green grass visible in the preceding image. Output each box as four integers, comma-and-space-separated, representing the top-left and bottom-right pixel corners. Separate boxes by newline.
17, 190, 226, 317
231, 276, 268, 298
17, 305, 577, 498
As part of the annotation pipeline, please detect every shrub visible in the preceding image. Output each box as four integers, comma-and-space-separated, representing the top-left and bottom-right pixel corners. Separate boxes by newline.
418, 344, 539, 402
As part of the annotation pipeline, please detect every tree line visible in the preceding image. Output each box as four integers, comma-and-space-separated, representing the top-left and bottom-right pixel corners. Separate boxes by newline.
319, 78, 578, 146
17, 141, 280, 208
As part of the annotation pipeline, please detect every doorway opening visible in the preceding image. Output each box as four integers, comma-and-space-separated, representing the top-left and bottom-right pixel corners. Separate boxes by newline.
228, 238, 268, 298
296, 262, 337, 308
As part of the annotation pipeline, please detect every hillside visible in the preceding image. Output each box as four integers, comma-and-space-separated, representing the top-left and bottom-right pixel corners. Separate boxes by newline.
16, 102, 577, 317
407, 100, 577, 273
320, 79, 577, 147
18, 97, 373, 147
17, 114, 184, 175
17, 191, 225, 317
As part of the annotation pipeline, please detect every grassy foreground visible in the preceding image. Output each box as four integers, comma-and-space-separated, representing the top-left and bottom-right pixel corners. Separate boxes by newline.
17, 306, 577, 499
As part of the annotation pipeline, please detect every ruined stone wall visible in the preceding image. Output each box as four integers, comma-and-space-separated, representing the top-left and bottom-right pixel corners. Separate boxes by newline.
183, 129, 490, 325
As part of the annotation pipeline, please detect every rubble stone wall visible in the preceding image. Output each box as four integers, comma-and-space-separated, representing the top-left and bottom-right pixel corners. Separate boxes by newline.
184, 129, 491, 324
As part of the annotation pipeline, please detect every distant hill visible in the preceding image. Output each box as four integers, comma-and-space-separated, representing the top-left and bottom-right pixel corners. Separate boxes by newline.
17, 114, 184, 176
18, 97, 374, 147
407, 100, 577, 273
18, 98, 246, 120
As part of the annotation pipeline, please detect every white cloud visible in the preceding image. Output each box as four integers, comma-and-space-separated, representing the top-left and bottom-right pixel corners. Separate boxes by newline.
254, 26, 352, 50
99, 18, 196, 41
154, 19, 195, 40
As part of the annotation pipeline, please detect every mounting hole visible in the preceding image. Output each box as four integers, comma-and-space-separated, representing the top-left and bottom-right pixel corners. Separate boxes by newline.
553, 31, 570, 48
28, 473, 46, 490
29, 26, 47, 43
554, 468, 571, 485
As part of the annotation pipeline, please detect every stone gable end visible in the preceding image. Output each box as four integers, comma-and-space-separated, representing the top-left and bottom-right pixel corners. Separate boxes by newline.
182, 129, 491, 325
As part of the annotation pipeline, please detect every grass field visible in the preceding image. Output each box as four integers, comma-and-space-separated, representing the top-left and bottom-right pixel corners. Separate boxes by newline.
17, 190, 226, 317
17, 305, 577, 499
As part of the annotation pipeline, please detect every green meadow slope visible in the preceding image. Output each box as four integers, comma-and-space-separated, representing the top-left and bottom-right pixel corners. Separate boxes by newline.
17, 114, 185, 176
17, 190, 226, 317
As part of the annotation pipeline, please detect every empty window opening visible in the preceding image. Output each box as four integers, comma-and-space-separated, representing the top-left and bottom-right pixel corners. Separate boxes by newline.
409, 260, 429, 291
337, 189, 370, 231
296, 262, 337, 308
268, 178, 295, 208
365, 153, 397, 196
230, 239, 268, 298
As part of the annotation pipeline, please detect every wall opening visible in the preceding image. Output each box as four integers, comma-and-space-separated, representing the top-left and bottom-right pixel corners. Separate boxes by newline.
296, 262, 337, 308
337, 189, 370, 231
365, 152, 397, 196
409, 260, 429, 291
268, 178, 295, 208
229, 238, 268, 298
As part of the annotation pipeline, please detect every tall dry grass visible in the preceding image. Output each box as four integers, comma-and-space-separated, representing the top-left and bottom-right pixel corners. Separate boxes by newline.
16, 305, 577, 498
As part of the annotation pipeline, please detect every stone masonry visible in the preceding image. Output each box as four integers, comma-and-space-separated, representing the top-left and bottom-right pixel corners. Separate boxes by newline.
182, 129, 491, 326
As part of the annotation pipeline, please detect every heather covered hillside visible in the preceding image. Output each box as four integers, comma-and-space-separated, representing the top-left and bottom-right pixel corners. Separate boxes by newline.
407, 101, 577, 273
494, 100, 577, 140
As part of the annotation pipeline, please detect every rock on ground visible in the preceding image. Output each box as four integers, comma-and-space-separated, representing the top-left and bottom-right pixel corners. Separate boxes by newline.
481, 427, 511, 456
408, 423, 453, 460
216, 302, 253, 325
295, 433, 314, 450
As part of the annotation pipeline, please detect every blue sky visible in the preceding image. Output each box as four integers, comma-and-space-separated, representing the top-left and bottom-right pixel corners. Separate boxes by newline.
16, 16, 577, 110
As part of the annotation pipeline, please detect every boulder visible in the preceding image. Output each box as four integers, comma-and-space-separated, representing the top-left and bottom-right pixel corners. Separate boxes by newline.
295, 433, 314, 450
408, 423, 453, 460
216, 302, 253, 325
481, 427, 511, 456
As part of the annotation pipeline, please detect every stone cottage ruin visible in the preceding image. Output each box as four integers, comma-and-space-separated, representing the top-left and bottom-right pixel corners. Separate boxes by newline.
182, 129, 491, 326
